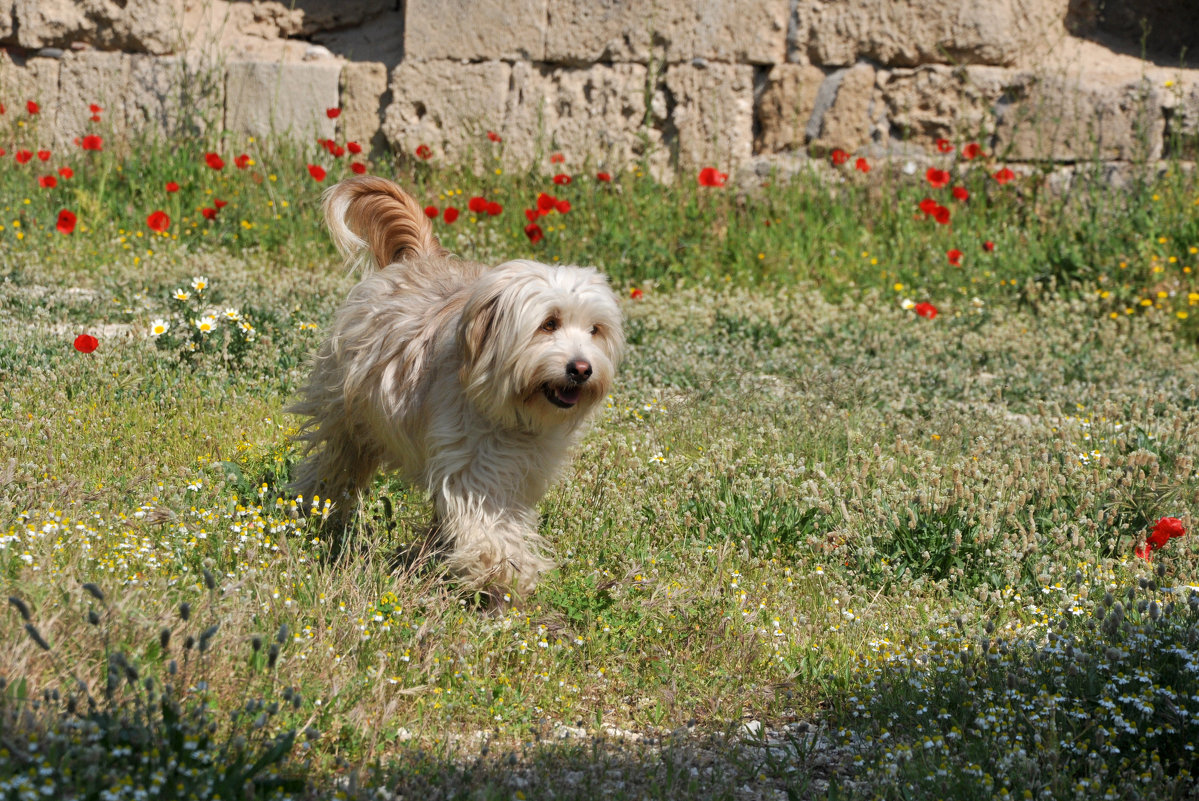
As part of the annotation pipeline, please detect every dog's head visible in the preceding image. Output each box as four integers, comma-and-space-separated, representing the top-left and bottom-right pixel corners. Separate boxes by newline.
458, 260, 624, 430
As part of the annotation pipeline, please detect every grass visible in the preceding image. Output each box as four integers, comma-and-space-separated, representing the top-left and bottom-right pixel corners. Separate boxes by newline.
1, 106, 1198, 800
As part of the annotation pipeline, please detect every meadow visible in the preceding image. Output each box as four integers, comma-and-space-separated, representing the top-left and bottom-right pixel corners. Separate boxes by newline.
1, 100, 1198, 800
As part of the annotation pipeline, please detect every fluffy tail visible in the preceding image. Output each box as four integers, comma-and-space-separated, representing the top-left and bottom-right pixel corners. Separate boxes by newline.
322, 176, 446, 273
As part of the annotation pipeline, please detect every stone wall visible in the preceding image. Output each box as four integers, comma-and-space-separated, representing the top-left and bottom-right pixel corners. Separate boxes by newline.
1, 0, 1196, 177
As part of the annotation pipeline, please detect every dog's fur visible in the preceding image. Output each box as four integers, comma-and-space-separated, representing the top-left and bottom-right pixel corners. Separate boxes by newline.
290, 176, 624, 599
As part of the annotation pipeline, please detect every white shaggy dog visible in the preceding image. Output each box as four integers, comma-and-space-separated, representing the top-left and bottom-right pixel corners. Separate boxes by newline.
290, 176, 623, 601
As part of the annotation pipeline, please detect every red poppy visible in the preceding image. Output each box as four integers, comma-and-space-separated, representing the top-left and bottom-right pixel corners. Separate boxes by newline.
485, 201, 503, 216
443, 207, 459, 224
89, 103, 102, 114
0, 103, 5, 114
234, 153, 251, 169
26, 100, 39, 115
331, 144, 345, 158
934, 206, 951, 225
424, 205, 438, 218
914, 302, 938, 319
487, 131, 502, 142
146, 210, 170, 232
555, 199, 571, 214
524, 222, 544, 243
415, 144, 432, 160
213, 198, 227, 209
596, 171, 612, 182
201, 207, 217, 220
952, 186, 969, 201
350, 162, 366, 174
697, 167, 727, 187
993, 167, 1015, 185
81, 135, 103, 151
56, 209, 77, 234
205, 152, 224, 170
961, 143, 982, 160
347, 141, 362, 154
165, 180, 180, 192
57, 167, 73, 179
855, 157, 870, 173
983, 240, 995, 252
37, 150, 50, 161
468, 196, 488, 213
326, 107, 341, 119
15, 149, 32, 164
918, 197, 938, 216
1135, 542, 1153, 561
307, 164, 327, 181
524, 208, 539, 223
947, 249, 963, 267
73, 334, 98, 353
550, 153, 565, 164
936, 139, 953, 153
537, 192, 557, 211
553, 173, 572, 185
630, 288, 643, 300
38, 175, 57, 189
926, 167, 950, 189
830, 148, 849, 166
1153, 516, 1186, 541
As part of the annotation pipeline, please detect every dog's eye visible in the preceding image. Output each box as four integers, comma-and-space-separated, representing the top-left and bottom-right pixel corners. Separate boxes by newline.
540, 318, 558, 333
589, 325, 599, 336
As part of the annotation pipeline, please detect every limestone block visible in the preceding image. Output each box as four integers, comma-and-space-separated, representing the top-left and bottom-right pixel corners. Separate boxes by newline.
404, 0, 546, 61
993, 73, 1165, 162
881, 65, 1005, 145
544, 0, 788, 65
0, 0, 14, 39
503, 61, 664, 171
800, 0, 1069, 68
291, 0, 390, 35
756, 63, 826, 153
0, 55, 59, 132
14, 0, 183, 54
127, 56, 224, 140
665, 63, 754, 169
382, 60, 512, 161
56, 52, 131, 147
310, 9, 405, 64
225, 61, 341, 140
807, 63, 878, 153
340, 61, 389, 152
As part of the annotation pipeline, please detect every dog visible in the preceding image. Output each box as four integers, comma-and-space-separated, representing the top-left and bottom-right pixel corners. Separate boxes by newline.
289, 176, 624, 601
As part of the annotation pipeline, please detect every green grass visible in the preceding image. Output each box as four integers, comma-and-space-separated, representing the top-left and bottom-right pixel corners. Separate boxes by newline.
1, 117, 1198, 800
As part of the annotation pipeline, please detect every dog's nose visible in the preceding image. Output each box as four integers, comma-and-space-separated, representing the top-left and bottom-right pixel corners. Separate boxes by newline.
566, 359, 592, 383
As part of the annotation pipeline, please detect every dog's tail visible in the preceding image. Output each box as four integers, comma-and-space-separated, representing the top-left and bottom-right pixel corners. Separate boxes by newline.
322, 176, 447, 273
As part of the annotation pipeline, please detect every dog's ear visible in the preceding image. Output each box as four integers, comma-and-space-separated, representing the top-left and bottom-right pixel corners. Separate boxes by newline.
460, 293, 499, 369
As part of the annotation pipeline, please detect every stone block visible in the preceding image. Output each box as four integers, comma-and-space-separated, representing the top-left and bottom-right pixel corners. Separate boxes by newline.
404, 0, 546, 61
0, 0, 13, 39
224, 60, 341, 140
13, 0, 183, 54
993, 73, 1165, 162
127, 55, 225, 141
545, 0, 787, 65
340, 61, 389, 152
310, 9, 405, 65
0, 54, 60, 133
756, 63, 826, 152
382, 60, 512, 161
291, 0, 389, 35
881, 65, 1005, 145
55, 51, 132, 147
665, 63, 754, 169
807, 63, 878, 153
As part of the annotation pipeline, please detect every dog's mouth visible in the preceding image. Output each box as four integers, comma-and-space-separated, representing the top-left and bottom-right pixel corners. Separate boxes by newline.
543, 384, 582, 409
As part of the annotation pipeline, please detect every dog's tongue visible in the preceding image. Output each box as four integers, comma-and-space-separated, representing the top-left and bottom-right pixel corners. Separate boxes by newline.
555, 386, 581, 405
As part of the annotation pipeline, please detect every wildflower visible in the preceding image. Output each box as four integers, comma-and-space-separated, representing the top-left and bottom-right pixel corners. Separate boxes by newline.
485, 201, 503, 216
194, 316, 217, 334
630, 288, 643, 300
443, 207, 459, 223
80, 135, 103, 151
15, 149, 32, 164
537, 192, 557, 212
74, 334, 99, 353
205, 152, 225, 170
38, 174, 57, 189
234, 153, 251, 169
326, 107, 341, 118
524, 222, 544, 243
146, 210, 171, 232
918, 198, 938, 215
222, 308, 241, 321
350, 162, 366, 174
56, 209, 77, 234
553, 173, 572, 185
58, 166, 74, 179
415, 144, 432, 160
934, 206, 951, 225
961, 142, 982, 160
214, 198, 227, 209
926, 168, 950, 189
37, 149, 50, 161
166, 180, 180, 192
830, 148, 849, 166
89, 103, 102, 117
201, 207, 217, 220
487, 131, 502, 142
947, 249, 963, 267
983, 240, 995, 252
1151, 516, 1186, 546
936, 138, 953, 153
190, 276, 208, 292
150, 319, 170, 336
424, 205, 439, 218
524, 208, 539, 222
698, 167, 727, 187
173, 289, 190, 301
550, 152, 565, 163
555, 199, 571, 214
347, 141, 363, 154
914, 302, 938, 319
993, 167, 1015, 184
27, 100, 39, 114
468, 196, 488, 213
855, 157, 870, 173
951, 186, 969, 201
307, 164, 327, 181
596, 172, 612, 182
